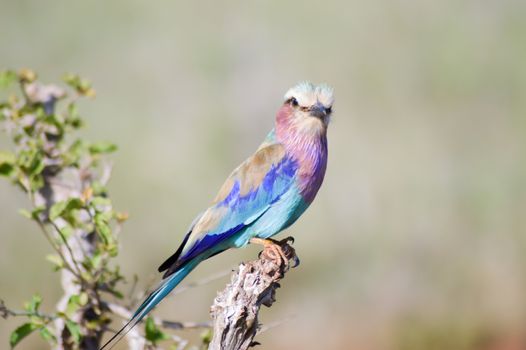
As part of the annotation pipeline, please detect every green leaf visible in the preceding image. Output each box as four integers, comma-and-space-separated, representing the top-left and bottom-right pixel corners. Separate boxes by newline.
200, 329, 213, 346
63, 139, 86, 165
24, 294, 42, 313
107, 243, 119, 257
65, 320, 81, 344
65, 297, 80, 317
67, 103, 79, 119
31, 206, 46, 220
94, 213, 112, 245
90, 181, 107, 196
49, 201, 68, 220
29, 175, 44, 191
65, 103, 84, 129
145, 317, 169, 345
63, 73, 80, 87
0, 151, 16, 176
19, 206, 45, 221
66, 198, 84, 210
88, 141, 117, 154
0, 70, 17, 89
46, 254, 64, 270
89, 252, 102, 269
63, 73, 95, 97
49, 198, 84, 221
19, 209, 32, 219
96, 210, 114, 224
39, 327, 56, 344
90, 196, 111, 208
17, 148, 45, 178
58, 224, 74, 240
0, 162, 14, 176
10, 323, 37, 348
78, 292, 88, 306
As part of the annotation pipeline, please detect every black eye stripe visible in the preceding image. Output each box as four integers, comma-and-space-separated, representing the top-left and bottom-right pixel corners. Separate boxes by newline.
287, 97, 332, 114
289, 97, 299, 106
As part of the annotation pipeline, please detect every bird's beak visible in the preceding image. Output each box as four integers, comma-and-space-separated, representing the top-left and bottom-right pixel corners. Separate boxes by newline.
309, 102, 326, 119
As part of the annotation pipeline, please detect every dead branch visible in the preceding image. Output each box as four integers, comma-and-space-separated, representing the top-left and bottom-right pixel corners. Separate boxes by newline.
209, 243, 298, 350
107, 302, 211, 330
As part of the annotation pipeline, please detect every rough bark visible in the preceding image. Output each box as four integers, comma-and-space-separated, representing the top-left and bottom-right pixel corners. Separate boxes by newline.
209, 243, 297, 350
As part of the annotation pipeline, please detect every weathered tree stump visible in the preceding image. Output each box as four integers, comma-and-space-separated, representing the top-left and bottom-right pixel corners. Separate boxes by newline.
209, 241, 297, 350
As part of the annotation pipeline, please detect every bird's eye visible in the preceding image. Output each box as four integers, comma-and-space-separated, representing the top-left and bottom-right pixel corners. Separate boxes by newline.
290, 97, 299, 107
325, 107, 332, 114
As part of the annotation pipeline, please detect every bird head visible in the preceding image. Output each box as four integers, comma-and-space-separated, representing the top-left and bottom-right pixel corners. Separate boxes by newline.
278, 82, 334, 136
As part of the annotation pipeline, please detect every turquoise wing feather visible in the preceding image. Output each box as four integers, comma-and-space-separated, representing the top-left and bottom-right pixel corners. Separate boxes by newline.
159, 138, 298, 277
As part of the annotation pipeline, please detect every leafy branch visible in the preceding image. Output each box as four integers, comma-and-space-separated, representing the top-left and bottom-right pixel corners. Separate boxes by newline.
0, 69, 210, 350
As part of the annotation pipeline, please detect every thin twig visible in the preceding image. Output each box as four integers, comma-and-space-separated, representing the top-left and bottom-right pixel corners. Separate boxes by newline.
171, 334, 188, 350
171, 268, 233, 297
258, 314, 296, 334
107, 302, 211, 330
0, 300, 56, 321
25, 189, 82, 279
127, 274, 139, 302
72, 227, 89, 259
49, 219, 84, 278
34, 219, 82, 279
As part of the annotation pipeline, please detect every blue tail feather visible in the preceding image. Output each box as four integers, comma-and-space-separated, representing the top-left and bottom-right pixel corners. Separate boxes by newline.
100, 259, 199, 350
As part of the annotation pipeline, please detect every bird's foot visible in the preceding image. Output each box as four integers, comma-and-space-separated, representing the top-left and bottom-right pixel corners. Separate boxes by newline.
250, 237, 299, 271
275, 236, 300, 268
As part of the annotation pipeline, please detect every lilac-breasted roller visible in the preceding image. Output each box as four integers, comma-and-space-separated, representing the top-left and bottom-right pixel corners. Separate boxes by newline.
101, 82, 334, 349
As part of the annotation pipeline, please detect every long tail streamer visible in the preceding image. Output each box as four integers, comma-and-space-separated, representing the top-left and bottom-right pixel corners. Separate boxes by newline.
100, 259, 199, 350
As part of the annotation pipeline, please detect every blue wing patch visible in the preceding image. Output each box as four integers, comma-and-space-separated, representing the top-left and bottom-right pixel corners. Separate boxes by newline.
176, 151, 297, 265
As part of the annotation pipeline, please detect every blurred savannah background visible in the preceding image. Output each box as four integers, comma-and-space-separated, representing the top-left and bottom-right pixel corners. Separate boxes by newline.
1, 1, 525, 349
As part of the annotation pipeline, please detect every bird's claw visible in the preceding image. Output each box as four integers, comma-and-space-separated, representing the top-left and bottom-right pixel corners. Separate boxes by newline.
279, 236, 295, 245
275, 238, 298, 271
291, 255, 300, 268
277, 236, 298, 268
252, 236, 299, 270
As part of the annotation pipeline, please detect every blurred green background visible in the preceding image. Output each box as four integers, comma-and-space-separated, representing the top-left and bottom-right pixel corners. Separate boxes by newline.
1, 1, 525, 349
